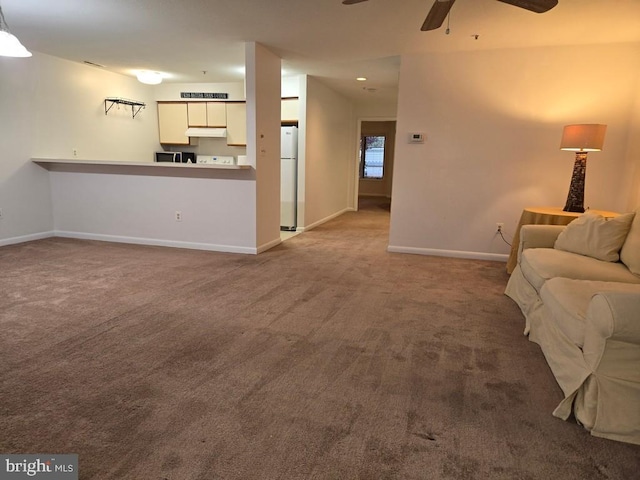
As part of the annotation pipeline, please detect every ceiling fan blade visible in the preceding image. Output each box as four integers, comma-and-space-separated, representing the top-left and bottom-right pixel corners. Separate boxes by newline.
342, 0, 369, 4
496, 0, 558, 13
421, 0, 456, 32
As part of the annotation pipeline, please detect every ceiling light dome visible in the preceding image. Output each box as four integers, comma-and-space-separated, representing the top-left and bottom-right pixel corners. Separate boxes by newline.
136, 70, 163, 85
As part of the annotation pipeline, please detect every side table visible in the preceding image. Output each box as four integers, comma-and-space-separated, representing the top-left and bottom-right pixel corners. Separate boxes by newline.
506, 207, 619, 274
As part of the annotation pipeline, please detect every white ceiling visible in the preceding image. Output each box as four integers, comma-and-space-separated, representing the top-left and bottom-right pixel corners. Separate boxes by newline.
3, 0, 640, 102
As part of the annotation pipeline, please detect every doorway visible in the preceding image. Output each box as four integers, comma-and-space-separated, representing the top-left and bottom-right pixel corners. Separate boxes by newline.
358, 121, 396, 209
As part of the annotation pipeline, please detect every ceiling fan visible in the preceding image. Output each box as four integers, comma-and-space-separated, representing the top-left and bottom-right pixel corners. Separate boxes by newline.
342, 0, 558, 31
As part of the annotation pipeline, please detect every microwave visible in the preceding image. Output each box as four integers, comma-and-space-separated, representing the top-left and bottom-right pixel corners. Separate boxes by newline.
155, 151, 182, 163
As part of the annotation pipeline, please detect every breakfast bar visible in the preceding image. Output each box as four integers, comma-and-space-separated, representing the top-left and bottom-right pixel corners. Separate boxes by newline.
32, 157, 261, 254
33, 158, 252, 177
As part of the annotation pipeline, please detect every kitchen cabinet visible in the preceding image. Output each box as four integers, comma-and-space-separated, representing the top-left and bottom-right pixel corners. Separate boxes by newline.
187, 102, 226, 128
187, 102, 207, 127
158, 102, 189, 145
158, 100, 251, 146
226, 102, 247, 146
207, 103, 227, 127
281, 98, 299, 122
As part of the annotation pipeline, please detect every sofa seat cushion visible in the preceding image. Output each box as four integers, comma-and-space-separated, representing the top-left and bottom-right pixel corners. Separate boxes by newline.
520, 248, 640, 293
540, 278, 640, 348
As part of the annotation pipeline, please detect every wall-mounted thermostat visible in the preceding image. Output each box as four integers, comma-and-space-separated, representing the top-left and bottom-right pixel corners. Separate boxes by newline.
409, 133, 424, 143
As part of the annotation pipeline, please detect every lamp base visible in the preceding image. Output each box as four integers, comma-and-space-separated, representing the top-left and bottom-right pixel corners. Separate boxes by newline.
563, 152, 587, 213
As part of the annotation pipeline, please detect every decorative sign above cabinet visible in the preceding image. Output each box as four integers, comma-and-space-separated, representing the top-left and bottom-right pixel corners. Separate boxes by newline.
180, 92, 229, 99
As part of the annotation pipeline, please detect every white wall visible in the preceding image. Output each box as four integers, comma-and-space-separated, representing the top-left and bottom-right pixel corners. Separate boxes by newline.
389, 42, 640, 260
295, 75, 308, 230
0, 52, 160, 245
50, 169, 257, 253
303, 77, 356, 229
355, 98, 398, 119
0, 55, 52, 244
245, 42, 282, 251
281, 76, 300, 98
625, 70, 640, 210
33, 55, 160, 162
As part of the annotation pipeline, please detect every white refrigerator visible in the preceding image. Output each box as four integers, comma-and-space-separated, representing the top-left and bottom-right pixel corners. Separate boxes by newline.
281, 126, 298, 231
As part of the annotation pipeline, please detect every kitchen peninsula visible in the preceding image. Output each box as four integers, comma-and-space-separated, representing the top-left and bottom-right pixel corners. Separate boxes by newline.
33, 158, 252, 175
31, 157, 269, 255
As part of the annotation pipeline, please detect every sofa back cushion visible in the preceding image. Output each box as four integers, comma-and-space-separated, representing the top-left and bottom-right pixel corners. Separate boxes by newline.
620, 207, 640, 276
554, 212, 635, 262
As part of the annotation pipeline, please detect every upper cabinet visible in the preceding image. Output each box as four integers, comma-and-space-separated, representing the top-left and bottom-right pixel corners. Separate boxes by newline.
158, 102, 189, 145
281, 98, 299, 122
207, 103, 227, 127
187, 102, 207, 127
226, 102, 247, 146
158, 98, 295, 146
187, 102, 227, 128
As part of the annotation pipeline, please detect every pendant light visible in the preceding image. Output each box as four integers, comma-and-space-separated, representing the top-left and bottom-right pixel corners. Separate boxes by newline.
0, 4, 31, 58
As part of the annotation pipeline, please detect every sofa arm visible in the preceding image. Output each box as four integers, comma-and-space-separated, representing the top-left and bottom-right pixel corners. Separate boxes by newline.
517, 224, 566, 263
582, 291, 640, 381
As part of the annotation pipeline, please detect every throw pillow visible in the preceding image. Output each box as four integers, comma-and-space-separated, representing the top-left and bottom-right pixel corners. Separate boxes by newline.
554, 212, 636, 262
620, 207, 640, 276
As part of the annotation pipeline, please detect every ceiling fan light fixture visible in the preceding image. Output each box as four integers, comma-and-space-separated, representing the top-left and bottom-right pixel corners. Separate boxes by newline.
356, 77, 367, 81
0, 5, 32, 58
136, 70, 163, 85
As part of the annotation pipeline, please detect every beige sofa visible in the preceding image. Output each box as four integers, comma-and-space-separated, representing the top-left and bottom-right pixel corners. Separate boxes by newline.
505, 209, 640, 445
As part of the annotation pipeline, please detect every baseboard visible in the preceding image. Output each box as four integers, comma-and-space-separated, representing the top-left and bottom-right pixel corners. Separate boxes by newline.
1, 230, 303, 255
257, 237, 282, 254
301, 208, 353, 232
387, 245, 508, 263
54, 231, 257, 255
0, 231, 54, 247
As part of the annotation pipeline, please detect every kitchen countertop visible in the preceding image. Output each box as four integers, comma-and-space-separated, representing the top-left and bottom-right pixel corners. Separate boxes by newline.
32, 158, 253, 179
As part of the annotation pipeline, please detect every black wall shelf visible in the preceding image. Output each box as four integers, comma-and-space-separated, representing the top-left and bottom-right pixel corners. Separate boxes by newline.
104, 97, 146, 118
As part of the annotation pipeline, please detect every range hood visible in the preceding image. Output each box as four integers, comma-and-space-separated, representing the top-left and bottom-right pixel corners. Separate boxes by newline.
184, 127, 227, 138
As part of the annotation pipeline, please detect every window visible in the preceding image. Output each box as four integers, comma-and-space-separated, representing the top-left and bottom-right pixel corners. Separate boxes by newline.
360, 135, 386, 179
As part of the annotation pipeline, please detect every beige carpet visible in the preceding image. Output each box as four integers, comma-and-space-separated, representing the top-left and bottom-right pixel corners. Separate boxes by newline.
1, 198, 639, 479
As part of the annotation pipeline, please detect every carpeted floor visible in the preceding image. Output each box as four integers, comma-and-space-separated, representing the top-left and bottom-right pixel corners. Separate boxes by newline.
1, 198, 639, 479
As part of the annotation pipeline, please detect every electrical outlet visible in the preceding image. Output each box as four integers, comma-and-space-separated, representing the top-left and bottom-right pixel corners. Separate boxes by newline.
175, 211, 182, 222
496, 223, 504, 233
72, 148, 78, 158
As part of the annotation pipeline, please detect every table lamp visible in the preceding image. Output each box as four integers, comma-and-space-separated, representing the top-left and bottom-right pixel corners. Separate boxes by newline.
560, 124, 607, 213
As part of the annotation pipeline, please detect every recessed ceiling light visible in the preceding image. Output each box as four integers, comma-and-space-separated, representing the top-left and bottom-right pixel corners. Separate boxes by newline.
356, 77, 367, 81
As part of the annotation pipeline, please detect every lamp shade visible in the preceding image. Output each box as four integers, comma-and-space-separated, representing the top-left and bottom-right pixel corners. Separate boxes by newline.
560, 124, 607, 152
